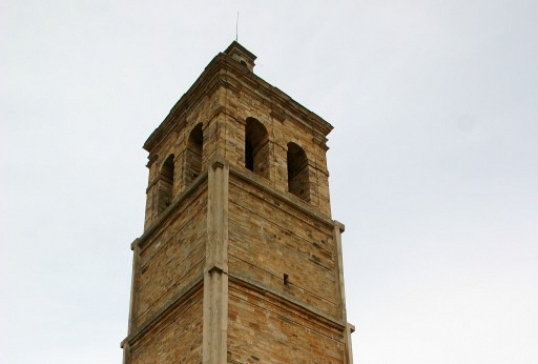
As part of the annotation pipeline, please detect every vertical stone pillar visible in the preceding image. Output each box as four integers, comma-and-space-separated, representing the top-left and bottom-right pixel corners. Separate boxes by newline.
127, 239, 141, 335
203, 160, 229, 364
122, 239, 141, 364
333, 221, 353, 364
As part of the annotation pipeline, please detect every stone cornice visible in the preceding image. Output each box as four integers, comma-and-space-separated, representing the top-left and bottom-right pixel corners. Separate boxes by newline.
135, 164, 342, 252
135, 171, 209, 250
229, 165, 336, 229
123, 270, 349, 348
143, 55, 226, 153
222, 61, 333, 146
123, 277, 204, 347
228, 274, 346, 332
143, 49, 333, 154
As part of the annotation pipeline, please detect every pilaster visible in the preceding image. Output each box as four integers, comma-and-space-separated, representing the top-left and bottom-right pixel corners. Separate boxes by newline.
333, 220, 353, 364
122, 238, 140, 364
203, 159, 229, 364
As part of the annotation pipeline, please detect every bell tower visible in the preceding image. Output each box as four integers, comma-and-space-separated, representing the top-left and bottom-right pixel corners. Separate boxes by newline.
122, 41, 354, 364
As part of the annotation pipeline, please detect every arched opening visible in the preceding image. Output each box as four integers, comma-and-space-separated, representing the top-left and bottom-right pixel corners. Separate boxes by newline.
186, 123, 203, 184
245, 118, 269, 179
157, 154, 174, 212
287, 142, 310, 202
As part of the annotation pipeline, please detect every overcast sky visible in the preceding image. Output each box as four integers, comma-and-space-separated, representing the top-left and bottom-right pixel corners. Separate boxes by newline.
2, 1, 537, 363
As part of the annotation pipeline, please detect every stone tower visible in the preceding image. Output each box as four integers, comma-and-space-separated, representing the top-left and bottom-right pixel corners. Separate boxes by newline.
121, 41, 354, 364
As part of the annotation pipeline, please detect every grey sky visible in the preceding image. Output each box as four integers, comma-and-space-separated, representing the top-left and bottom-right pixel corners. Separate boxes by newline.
2, 1, 537, 363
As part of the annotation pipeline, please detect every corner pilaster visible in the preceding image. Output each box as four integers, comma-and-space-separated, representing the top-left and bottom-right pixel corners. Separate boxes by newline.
333, 220, 353, 364
122, 238, 141, 364
203, 159, 229, 364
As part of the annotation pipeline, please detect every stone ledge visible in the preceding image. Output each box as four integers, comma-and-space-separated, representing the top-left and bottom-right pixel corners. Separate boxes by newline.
229, 165, 338, 230
123, 277, 204, 347
144, 51, 333, 154
229, 273, 346, 332
136, 164, 343, 251
136, 171, 209, 250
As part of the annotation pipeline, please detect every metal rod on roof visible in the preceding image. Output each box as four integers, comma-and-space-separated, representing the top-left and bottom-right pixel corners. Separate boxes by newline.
236, 11, 239, 42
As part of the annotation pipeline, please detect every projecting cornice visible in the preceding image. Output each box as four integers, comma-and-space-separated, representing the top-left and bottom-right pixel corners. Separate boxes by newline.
143, 43, 333, 153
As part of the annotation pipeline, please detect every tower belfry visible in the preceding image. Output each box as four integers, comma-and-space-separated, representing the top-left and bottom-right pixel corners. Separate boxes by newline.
122, 41, 354, 364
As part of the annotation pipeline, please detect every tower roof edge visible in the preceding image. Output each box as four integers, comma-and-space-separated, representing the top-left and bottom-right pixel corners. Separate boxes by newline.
223, 41, 256, 72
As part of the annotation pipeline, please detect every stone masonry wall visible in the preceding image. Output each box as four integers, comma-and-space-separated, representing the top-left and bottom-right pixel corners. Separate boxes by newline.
144, 74, 332, 230
134, 183, 208, 328
228, 173, 339, 318
221, 82, 332, 217
130, 287, 203, 364
227, 282, 346, 364
144, 89, 224, 230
